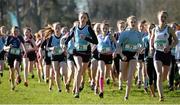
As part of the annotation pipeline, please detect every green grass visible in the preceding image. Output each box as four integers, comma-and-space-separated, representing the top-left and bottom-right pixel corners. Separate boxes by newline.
0, 69, 179, 104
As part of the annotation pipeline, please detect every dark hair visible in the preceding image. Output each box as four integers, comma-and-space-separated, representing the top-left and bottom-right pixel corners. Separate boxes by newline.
101, 20, 109, 26
158, 10, 168, 17
11, 26, 19, 34
79, 11, 91, 26
140, 20, 147, 25
85, 12, 91, 26
23, 27, 32, 32
117, 20, 125, 26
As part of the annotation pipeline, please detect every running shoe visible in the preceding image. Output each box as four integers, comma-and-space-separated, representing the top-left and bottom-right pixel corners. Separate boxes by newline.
74, 93, 79, 98
65, 84, 70, 93
79, 83, 84, 92
119, 86, 123, 91
58, 89, 62, 93
159, 97, 164, 102
24, 82, 28, 87
99, 92, 104, 98
94, 88, 99, 95
16, 76, 21, 85
106, 78, 110, 85
137, 81, 141, 89
124, 96, 128, 101
144, 88, 148, 93
0, 73, 3, 77
31, 74, 35, 79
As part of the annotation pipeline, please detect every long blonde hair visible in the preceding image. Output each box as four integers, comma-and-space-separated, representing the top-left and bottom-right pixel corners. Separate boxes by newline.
42, 24, 54, 39
93, 22, 101, 35
0, 26, 6, 36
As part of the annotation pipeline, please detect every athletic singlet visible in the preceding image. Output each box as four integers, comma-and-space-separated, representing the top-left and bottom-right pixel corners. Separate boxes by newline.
114, 32, 121, 41
40, 39, 48, 57
142, 35, 149, 49
67, 40, 74, 54
6, 36, 22, 55
61, 35, 74, 54
74, 25, 90, 51
139, 32, 147, 54
48, 34, 63, 55
154, 25, 171, 52
175, 31, 180, 59
24, 37, 34, 51
118, 28, 142, 52
97, 34, 115, 54
0, 36, 5, 51
141, 32, 148, 38
142, 35, 153, 58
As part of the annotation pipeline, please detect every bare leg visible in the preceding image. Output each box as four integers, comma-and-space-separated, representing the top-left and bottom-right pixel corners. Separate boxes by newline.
73, 56, 83, 97
80, 62, 88, 91
119, 61, 128, 90
52, 61, 61, 92
67, 60, 75, 85
60, 62, 68, 85
124, 60, 137, 100
9, 67, 15, 90
14, 60, 21, 84
90, 59, 98, 89
137, 61, 143, 88
23, 58, 28, 86
154, 60, 164, 101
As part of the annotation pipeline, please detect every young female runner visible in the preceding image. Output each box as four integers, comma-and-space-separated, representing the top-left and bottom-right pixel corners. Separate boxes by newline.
96, 22, 116, 98
0, 26, 6, 83
117, 16, 143, 100
150, 11, 178, 101
4, 26, 26, 90
23, 27, 37, 86
47, 22, 68, 92
65, 12, 98, 98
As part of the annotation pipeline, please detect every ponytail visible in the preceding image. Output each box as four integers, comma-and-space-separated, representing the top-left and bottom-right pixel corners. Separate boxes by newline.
42, 25, 54, 39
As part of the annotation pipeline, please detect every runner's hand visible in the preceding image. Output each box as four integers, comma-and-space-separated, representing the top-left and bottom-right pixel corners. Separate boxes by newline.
121, 55, 127, 61
164, 46, 171, 53
112, 52, 117, 59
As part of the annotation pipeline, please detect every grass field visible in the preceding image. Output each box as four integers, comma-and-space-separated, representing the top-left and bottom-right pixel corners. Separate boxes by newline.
0, 68, 180, 104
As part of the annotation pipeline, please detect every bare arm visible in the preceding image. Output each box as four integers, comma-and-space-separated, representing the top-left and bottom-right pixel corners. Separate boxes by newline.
150, 29, 155, 51
21, 42, 27, 57
169, 27, 178, 48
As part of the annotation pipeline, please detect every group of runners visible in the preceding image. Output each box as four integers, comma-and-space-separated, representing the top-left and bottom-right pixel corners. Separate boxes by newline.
0, 10, 180, 101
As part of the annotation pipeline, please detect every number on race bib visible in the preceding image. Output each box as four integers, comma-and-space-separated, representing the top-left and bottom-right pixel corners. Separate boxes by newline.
10, 48, 21, 55
53, 47, 63, 55
155, 40, 167, 51
125, 44, 138, 50
25, 43, 33, 50
76, 44, 88, 51
101, 47, 111, 53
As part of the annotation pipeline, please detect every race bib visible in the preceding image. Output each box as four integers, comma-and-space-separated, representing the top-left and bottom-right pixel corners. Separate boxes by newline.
52, 47, 63, 55
10, 48, 21, 55
99, 47, 111, 53
75, 44, 88, 51
125, 44, 138, 50
154, 40, 167, 51
25, 43, 33, 50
